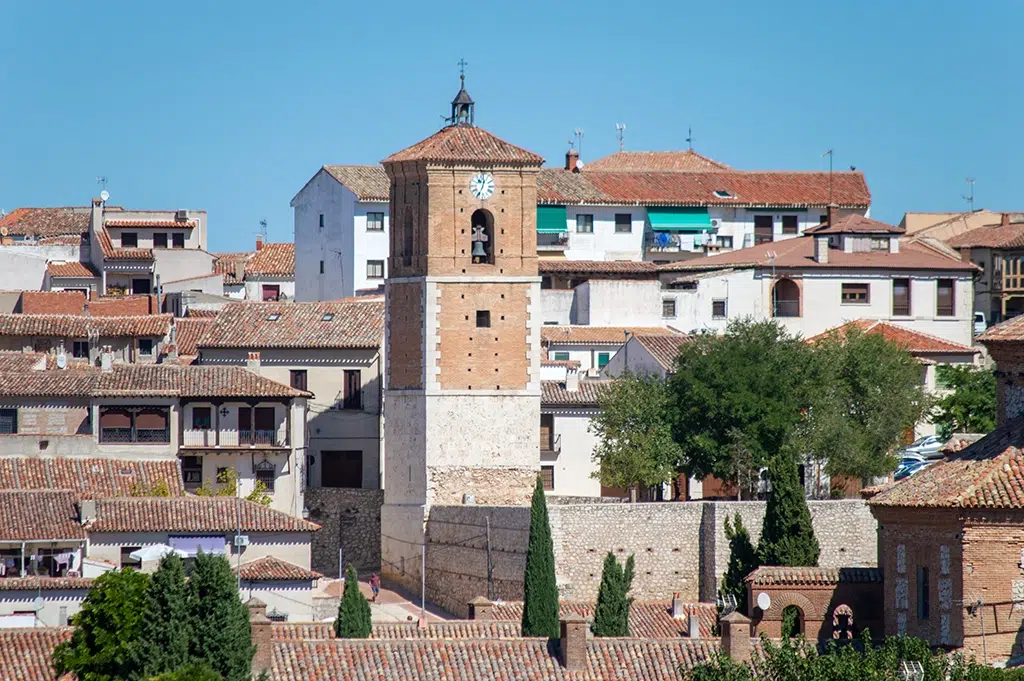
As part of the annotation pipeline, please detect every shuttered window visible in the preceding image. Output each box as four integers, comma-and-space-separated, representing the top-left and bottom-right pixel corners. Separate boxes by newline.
937, 280, 955, 316
893, 279, 911, 316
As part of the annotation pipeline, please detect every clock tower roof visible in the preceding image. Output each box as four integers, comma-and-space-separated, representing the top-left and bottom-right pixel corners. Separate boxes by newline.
382, 125, 544, 166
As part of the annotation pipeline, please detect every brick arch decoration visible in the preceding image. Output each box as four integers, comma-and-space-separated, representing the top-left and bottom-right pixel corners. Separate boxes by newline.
832, 604, 854, 639
764, 591, 819, 621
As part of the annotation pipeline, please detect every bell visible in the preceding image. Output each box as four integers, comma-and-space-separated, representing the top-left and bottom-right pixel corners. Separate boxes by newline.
471, 241, 487, 259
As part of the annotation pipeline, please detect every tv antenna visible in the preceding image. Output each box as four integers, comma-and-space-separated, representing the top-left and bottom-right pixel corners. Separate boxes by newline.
259, 218, 268, 239
686, 126, 694, 151
573, 128, 584, 159
96, 176, 108, 191
716, 592, 737, 616
615, 123, 626, 152
822, 149, 834, 204
963, 178, 976, 212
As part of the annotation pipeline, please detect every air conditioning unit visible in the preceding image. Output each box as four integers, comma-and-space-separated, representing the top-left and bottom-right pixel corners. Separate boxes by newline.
233, 534, 250, 547
710, 218, 721, 228
175, 210, 189, 221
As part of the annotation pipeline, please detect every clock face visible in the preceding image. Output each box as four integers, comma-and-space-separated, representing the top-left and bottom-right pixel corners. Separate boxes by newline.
470, 173, 495, 200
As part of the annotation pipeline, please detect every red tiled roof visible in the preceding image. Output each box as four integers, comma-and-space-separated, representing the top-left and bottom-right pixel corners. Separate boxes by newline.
0, 577, 94, 591
542, 326, 678, 345
238, 556, 322, 582
198, 301, 383, 350
633, 334, 693, 371
371, 621, 526, 641
745, 566, 882, 586
536, 169, 610, 204
979, 314, 1024, 343
0, 457, 185, 497
383, 126, 544, 165
0, 351, 46, 371
323, 165, 390, 201
585, 150, 731, 172
0, 628, 74, 681
185, 308, 219, 318
0, 490, 86, 541
658, 235, 975, 273
214, 252, 253, 285
538, 260, 659, 276
273, 623, 335, 641
247, 243, 295, 277
38, 235, 86, 246
806, 320, 977, 355
0, 366, 96, 397
97, 227, 153, 260
541, 380, 610, 406
173, 318, 213, 357
88, 496, 320, 533
805, 214, 904, 235
0, 207, 89, 238
46, 261, 98, 278
540, 359, 582, 370
0, 313, 171, 338
19, 291, 87, 315
947, 222, 1024, 249
487, 600, 717, 639
104, 219, 196, 228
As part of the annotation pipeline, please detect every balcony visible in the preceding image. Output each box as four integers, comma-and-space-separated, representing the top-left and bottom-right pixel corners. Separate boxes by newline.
645, 232, 711, 253
182, 428, 288, 449
541, 432, 561, 455
99, 427, 170, 444
537, 232, 569, 252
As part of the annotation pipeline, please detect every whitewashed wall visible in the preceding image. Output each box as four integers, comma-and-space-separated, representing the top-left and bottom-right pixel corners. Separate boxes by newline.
543, 411, 601, 497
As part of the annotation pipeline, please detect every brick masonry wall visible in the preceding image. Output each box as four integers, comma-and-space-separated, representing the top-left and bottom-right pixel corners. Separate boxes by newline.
961, 513, 1024, 662
16, 405, 90, 435
305, 487, 383, 577
386, 281, 423, 390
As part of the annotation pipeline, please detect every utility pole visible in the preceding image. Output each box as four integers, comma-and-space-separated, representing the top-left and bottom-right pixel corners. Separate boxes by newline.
486, 516, 494, 600
420, 544, 426, 624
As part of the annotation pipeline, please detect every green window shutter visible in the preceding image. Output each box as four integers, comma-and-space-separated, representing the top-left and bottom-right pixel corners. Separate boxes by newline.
537, 206, 568, 234
597, 352, 610, 368
553, 352, 570, 361
647, 207, 713, 231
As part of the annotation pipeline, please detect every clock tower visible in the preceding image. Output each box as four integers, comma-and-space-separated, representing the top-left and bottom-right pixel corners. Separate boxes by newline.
380, 79, 544, 591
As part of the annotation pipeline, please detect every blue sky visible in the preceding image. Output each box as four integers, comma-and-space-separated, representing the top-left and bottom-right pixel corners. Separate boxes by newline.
2, 1, 1021, 251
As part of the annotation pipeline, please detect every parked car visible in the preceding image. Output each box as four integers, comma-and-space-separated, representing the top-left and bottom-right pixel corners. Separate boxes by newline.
895, 459, 933, 481
900, 434, 944, 459
975, 312, 987, 336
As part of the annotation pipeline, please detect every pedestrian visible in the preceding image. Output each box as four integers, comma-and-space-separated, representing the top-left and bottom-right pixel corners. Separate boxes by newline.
370, 572, 381, 603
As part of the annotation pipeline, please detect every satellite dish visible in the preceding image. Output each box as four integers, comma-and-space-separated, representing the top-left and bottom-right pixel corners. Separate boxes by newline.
33, 596, 44, 611
0, 226, 7, 236
756, 592, 772, 611
576, 160, 585, 169
100, 190, 110, 203
56, 353, 67, 369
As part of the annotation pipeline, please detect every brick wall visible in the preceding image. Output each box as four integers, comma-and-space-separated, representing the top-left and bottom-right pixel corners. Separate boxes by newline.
305, 487, 383, 577
15, 405, 90, 436
19, 291, 86, 315
749, 581, 884, 641
961, 512, 1024, 662
386, 281, 423, 390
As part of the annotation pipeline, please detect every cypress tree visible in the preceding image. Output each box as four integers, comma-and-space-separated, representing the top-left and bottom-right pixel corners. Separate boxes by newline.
138, 553, 192, 677
521, 475, 559, 638
188, 552, 254, 681
592, 552, 635, 637
335, 564, 372, 638
720, 514, 759, 613
758, 457, 820, 567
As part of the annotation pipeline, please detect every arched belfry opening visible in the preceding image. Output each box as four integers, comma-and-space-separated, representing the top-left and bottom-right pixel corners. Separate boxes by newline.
471, 209, 494, 264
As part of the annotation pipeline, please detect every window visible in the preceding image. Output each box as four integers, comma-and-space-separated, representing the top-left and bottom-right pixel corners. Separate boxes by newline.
753, 215, 773, 244
192, 407, 212, 430
366, 212, 384, 231
713, 190, 735, 199
121, 232, 138, 248
172, 233, 185, 248
120, 546, 142, 569
319, 260, 324, 275
540, 465, 555, 491
320, 451, 363, 488
0, 409, 16, 435
781, 215, 799, 235
553, 352, 570, 361
614, 214, 632, 233
135, 408, 169, 442
72, 341, 89, 359
343, 370, 362, 410
937, 280, 955, 316
290, 370, 308, 391
841, 283, 870, 304
181, 457, 202, 490
99, 407, 170, 443
254, 460, 276, 493
917, 566, 930, 619
772, 278, 800, 317
153, 233, 168, 248
819, 214, 828, 225
321, 313, 335, 321
476, 310, 491, 328
470, 209, 494, 264
262, 285, 280, 301
893, 278, 911, 316
132, 278, 152, 295
662, 298, 677, 318
597, 352, 610, 369
138, 339, 154, 356
318, 213, 324, 229
712, 299, 727, 319
870, 237, 889, 251
366, 260, 385, 279
718, 236, 733, 249
576, 214, 594, 233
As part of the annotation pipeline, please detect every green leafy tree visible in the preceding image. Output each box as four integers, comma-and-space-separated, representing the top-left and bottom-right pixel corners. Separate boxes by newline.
931, 365, 997, 439
148, 663, 223, 681
188, 552, 254, 681
53, 568, 151, 681
590, 371, 682, 500
758, 457, 819, 567
335, 564, 372, 638
138, 553, 193, 677
720, 514, 759, 614
801, 327, 929, 480
195, 468, 273, 505
592, 552, 635, 637
668, 320, 816, 498
521, 475, 559, 638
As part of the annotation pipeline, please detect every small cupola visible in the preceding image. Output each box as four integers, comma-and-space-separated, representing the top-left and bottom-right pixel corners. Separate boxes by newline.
450, 67, 474, 127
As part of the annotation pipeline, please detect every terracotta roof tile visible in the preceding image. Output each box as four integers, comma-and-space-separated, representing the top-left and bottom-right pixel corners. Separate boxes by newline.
383, 126, 544, 165
173, 318, 213, 357
0, 351, 46, 371
947, 222, 1024, 249
238, 556, 322, 582
745, 566, 882, 586
805, 214, 904, 235
0, 490, 86, 541
185, 308, 220, 318
633, 334, 693, 371
104, 219, 196, 228
214, 252, 253, 285
488, 600, 717, 639
46, 261, 98, 278
19, 291, 87, 315
540, 359, 581, 370
585, 150, 731, 172
0, 367, 96, 397
0, 206, 89, 238
806, 320, 977, 355
537, 168, 610, 203
0, 457, 185, 497
198, 301, 383, 350
247, 243, 295, 277
89, 496, 320, 533
0, 577, 94, 591
541, 380, 610, 406
0, 627, 74, 681
542, 326, 678, 345
0, 313, 171, 338
323, 165, 390, 201
38, 235, 86, 246
370, 621, 525, 641
979, 314, 1024, 343
272, 622, 335, 641
538, 260, 659, 276
97, 227, 153, 260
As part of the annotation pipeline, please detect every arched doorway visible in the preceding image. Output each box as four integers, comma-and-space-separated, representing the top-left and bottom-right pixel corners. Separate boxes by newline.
471, 209, 495, 264
832, 604, 854, 639
781, 605, 804, 638
772, 278, 800, 317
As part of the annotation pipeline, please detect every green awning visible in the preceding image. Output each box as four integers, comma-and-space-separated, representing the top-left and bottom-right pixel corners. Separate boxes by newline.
647, 207, 713, 231
537, 206, 568, 233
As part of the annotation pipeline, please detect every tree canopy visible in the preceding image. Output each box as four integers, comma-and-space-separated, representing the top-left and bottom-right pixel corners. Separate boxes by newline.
592, 552, 635, 637
930, 365, 997, 439
138, 553, 192, 677
188, 552, 254, 681
720, 514, 759, 614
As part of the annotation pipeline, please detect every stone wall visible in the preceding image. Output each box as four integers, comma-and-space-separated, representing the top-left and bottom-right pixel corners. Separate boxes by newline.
423, 499, 878, 616
305, 487, 383, 577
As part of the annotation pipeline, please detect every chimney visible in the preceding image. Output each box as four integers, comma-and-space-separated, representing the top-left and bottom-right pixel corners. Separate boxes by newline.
814, 236, 829, 264
100, 346, 113, 372
565, 366, 580, 392
671, 592, 686, 619
256, 235, 264, 251
468, 596, 494, 620
826, 203, 840, 230
719, 611, 752, 665
247, 351, 261, 374
565, 148, 580, 172
559, 614, 588, 671
688, 613, 701, 640
234, 261, 245, 282
1002, 212, 1011, 227
79, 499, 97, 525
90, 198, 103, 242
247, 598, 273, 677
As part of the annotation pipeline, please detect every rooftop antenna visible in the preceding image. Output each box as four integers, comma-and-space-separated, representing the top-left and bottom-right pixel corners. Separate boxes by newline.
615, 123, 626, 152
259, 218, 268, 240
686, 126, 694, 151
963, 178, 976, 212
96, 176, 107, 191
822, 149, 834, 204
574, 128, 584, 159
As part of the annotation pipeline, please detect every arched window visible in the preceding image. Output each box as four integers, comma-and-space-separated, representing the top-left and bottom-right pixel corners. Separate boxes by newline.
781, 605, 804, 638
772, 278, 800, 318
832, 604, 854, 639
471, 209, 495, 264
403, 212, 414, 267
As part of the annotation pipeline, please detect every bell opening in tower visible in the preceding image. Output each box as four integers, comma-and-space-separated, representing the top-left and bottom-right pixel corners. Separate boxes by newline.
470, 209, 494, 264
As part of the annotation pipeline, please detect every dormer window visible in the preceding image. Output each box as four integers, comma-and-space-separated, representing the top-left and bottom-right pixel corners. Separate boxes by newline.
870, 237, 889, 251
713, 190, 735, 199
